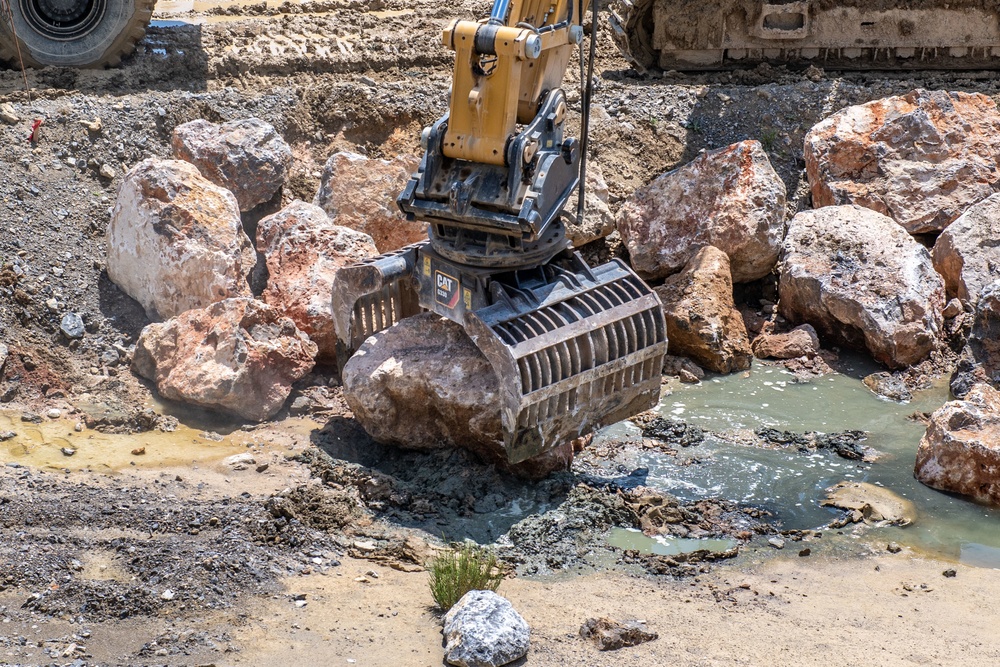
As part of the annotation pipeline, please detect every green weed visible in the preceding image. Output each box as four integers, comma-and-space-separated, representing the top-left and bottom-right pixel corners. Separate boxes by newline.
760, 127, 780, 152
428, 542, 505, 612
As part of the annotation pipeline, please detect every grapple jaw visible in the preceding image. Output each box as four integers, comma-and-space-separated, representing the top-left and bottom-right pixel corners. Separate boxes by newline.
332, 246, 668, 464
331, 243, 424, 372
465, 256, 667, 463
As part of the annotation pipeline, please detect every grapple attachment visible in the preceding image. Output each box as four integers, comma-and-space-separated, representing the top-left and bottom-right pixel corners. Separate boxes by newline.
465, 257, 667, 463
332, 246, 668, 464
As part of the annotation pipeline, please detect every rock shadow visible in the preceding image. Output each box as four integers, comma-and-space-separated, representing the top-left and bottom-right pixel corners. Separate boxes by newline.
97, 271, 149, 341
309, 417, 575, 545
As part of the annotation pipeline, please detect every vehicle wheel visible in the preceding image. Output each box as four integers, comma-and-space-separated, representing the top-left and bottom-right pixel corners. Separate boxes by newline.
0, 0, 153, 68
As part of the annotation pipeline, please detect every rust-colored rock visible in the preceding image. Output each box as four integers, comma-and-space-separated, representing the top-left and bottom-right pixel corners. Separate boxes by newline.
779, 205, 944, 369
616, 140, 786, 282
752, 324, 820, 360
932, 193, 1000, 306
172, 118, 292, 212
258, 201, 378, 362
654, 246, 751, 374
132, 297, 317, 421
805, 89, 1000, 234
342, 313, 573, 479
915, 383, 1000, 507
106, 158, 255, 321
313, 151, 425, 253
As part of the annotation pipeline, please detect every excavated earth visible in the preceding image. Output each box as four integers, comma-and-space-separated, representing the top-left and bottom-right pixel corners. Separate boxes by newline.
3, 0, 1000, 664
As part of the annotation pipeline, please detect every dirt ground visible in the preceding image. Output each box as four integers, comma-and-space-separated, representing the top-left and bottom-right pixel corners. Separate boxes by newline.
4, 0, 1000, 664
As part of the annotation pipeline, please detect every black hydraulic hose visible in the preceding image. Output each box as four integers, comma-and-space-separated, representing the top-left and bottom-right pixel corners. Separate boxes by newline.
576, 0, 597, 222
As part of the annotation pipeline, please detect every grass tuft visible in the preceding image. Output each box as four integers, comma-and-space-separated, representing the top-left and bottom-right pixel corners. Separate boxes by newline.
428, 542, 504, 612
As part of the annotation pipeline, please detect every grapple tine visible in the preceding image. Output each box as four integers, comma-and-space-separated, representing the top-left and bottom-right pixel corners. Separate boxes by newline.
331, 242, 425, 373
464, 258, 668, 464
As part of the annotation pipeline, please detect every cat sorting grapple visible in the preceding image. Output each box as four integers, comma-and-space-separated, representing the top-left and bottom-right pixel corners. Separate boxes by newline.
332, 0, 667, 464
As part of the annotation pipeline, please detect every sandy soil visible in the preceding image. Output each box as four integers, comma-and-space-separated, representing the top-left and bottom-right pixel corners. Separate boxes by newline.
12, 548, 992, 666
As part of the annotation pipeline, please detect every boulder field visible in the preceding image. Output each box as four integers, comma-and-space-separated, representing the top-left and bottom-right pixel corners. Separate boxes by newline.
103, 95, 1000, 491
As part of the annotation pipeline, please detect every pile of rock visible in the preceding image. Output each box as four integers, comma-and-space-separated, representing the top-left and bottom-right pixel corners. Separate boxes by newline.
609, 88, 1000, 504
105, 120, 405, 421
104, 88, 1000, 493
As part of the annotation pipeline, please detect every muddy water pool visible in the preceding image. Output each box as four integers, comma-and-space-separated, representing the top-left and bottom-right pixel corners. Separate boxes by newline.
596, 357, 1000, 567
0, 411, 249, 472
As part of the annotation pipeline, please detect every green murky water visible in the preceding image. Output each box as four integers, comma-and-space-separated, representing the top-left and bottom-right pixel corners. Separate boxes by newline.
598, 357, 1000, 567
607, 527, 737, 556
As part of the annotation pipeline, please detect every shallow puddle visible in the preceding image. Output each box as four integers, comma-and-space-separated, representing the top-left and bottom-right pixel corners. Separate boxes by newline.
596, 356, 1000, 568
0, 410, 247, 472
607, 527, 737, 557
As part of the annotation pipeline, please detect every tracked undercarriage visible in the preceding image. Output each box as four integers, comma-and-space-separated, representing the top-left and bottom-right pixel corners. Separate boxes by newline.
610, 0, 1000, 72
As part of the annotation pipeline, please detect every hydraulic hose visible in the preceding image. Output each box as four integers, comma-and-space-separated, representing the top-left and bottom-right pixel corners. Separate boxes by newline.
576, 0, 597, 223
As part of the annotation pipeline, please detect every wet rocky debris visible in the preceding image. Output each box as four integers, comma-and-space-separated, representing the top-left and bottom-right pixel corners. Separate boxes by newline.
641, 417, 705, 448
753, 427, 876, 462
821, 481, 916, 527
499, 484, 773, 577
0, 464, 346, 623
863, 372, 913, 403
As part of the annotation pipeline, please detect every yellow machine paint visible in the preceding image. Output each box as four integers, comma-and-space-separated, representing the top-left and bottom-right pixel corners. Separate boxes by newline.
442, 0, 577, 165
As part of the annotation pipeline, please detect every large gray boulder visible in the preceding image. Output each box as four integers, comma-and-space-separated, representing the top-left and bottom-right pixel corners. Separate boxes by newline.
778, 205, 944, 369
915, 383, 1000, 507
616, 140, 786, 282
132, 297, 317, 421
106, 158, 255, 321
341, 313, 573, 479
257, 201, 377, 362
443, 590, 529, 667
654, 246, 751, 373
933, 194, 1000, 307
172, 118, 292, 212
806, 89, 1000, 235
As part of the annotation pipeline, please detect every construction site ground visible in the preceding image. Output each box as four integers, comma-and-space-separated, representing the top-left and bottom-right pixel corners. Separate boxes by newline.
3, 0, 1000, 664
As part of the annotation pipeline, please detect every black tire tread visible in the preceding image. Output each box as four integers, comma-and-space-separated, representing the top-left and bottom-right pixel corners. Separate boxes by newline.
0, 0, 154, 68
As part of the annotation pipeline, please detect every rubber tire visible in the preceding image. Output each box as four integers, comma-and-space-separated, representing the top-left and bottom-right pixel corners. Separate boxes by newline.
0, 0, 153, 68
